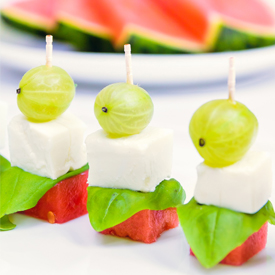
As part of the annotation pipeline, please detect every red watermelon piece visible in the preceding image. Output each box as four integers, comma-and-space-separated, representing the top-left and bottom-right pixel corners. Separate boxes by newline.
23, 170, 89, 224
190, 222, 268, 266
100, 207, 178, 243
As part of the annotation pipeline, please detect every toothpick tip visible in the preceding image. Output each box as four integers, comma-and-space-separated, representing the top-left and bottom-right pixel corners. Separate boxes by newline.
46, 35, 53, 43
124, 44, 131, 52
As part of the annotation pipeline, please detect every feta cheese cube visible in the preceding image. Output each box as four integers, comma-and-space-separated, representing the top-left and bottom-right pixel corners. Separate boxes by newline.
194, 150, 272, 214
85, 127, 173, 192
8, 112, 87, 179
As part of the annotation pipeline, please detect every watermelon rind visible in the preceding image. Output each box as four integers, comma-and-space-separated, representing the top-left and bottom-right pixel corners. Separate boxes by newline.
1, 0, 275, 53
115, 25, 209, 54
56, 21, 114, 52
1, 15, 50, 37
1, 7, 55, 34
214, 25, 275, 52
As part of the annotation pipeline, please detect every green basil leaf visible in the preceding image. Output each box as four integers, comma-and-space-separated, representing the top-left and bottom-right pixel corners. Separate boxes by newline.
87, 178, 185, 232
0, 155, 11, 173
0, 155, 89, 227
177, 198, 275, 268
0, 215, 16, 231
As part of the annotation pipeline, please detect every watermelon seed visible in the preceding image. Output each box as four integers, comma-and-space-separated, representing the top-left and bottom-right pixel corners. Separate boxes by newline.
47, 211, 56, 224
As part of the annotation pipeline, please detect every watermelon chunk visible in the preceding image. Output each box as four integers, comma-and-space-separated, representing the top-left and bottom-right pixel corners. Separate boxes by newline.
23, 170, 89, 224
100, 207, 178, 243
190, 222, 268, 266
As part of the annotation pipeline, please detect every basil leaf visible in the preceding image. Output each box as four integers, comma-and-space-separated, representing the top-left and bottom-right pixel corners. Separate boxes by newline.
87, 178, 185, 232
0, 155, 11, 173
177, 198, 275, 268
0, 215, 16, 231
0, 155, 89, 230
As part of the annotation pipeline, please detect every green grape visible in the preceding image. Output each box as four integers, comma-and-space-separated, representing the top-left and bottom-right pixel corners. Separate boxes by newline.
189, 99, 258, 167
17, 65, 75, 122
94, 82, 154, 136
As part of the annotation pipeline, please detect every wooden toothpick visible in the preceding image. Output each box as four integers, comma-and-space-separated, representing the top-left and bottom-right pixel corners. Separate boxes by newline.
228, 57, 235, 102
46, 35, 53, 68
124, 44, 133, 85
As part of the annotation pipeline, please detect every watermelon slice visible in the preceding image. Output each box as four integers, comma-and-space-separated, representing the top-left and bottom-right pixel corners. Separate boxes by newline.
190, 222, 268, 266
154, 0, 275, 52
57, 0, 114, 52
1, 0, 275, 52
96, 0, 207, 53
1, 0, 56, 35
100, 207, 178, 243
23, 170, 89, 224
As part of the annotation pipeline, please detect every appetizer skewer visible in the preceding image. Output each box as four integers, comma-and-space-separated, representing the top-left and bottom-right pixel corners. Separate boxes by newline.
0, 36, 88, 229
177, 58, 275, 268
85, 44, 185, 243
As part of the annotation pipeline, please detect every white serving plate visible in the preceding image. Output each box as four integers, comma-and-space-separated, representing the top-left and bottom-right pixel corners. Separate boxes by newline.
1, 19, 275, 86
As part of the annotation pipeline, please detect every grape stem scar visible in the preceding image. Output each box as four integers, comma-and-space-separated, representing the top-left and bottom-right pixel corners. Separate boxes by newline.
16, 88, 21, 94
102, 107, 108, 113
199, 138, 205, 147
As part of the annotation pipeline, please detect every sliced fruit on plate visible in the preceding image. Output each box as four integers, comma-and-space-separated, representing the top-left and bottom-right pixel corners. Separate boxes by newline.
57, 0, 114, 52
1, 0, 56, 34
154, 0, 275, 52
1, 0, 274, 52
97, 0, 207, 53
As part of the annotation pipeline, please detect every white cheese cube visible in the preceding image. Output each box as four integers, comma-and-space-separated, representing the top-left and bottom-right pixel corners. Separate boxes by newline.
194, 150, 272, 214
0, 101, 8, 149
85, 127, 173, 192
8, 112, 87, 179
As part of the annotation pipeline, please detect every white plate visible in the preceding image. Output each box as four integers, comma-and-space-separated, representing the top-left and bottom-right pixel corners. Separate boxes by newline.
1, 20, 275, 86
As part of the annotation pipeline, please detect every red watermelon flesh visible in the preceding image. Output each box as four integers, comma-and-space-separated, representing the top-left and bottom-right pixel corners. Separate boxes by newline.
150, 0, 212, 44
58, 0, 112, 38
209, 0, 275, 33
100, 207, 179, 244
96, 0, 207, 51
190, 222, 268, 266
23, 170, 89, 224
153, 0, 275, 45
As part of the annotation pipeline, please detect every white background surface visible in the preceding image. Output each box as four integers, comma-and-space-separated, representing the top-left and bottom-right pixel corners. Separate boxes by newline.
1, 66, 275, 274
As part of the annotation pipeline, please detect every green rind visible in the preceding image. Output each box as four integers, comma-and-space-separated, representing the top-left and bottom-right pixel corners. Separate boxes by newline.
177, 198, 275, 268
1, 14, 54, 37
56, 22, 115, 52
127, 33, 193, 54
1, 9, 275, 53
214, 26, 275, 52
87, 178, 186, 232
